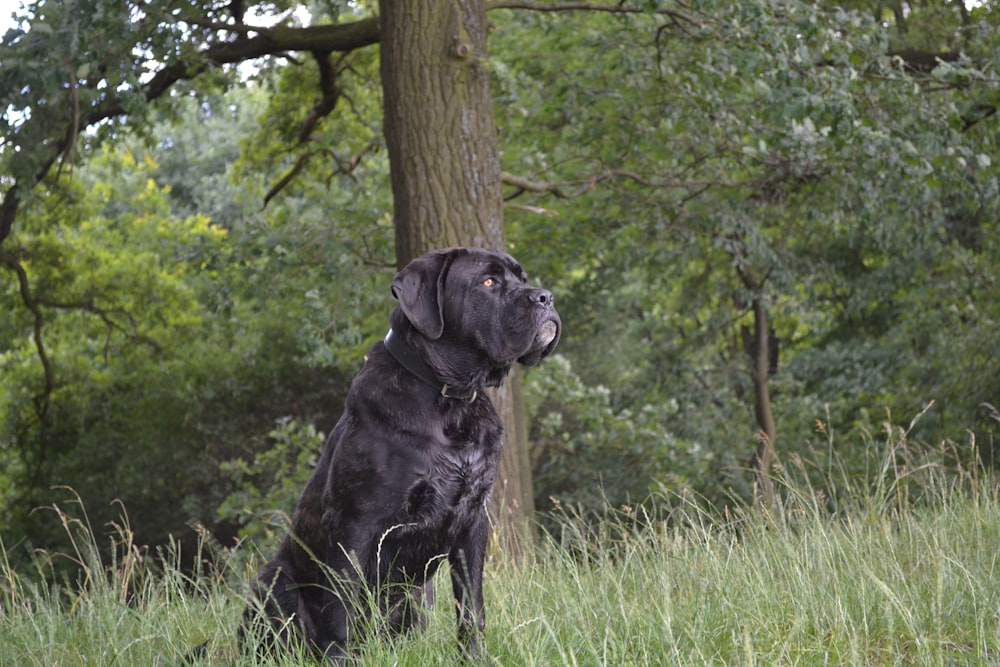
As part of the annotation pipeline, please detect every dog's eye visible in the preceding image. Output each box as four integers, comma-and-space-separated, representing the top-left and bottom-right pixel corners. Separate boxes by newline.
483, 278, 496, 288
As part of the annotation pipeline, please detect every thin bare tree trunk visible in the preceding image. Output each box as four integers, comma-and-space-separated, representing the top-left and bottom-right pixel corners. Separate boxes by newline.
750, 296, 777, 509
736, 257, 778, 510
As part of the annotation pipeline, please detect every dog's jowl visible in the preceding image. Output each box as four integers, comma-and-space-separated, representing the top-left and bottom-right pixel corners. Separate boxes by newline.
242, 247, 561, 661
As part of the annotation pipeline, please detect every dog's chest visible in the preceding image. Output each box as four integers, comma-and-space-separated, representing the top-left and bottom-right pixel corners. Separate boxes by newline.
438, 441, 492, 502
441, 418, 497, 499
402, 412, 499, 526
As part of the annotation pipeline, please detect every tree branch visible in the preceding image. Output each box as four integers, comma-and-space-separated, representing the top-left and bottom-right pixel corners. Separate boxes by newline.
298, 51, 345, 144
505, 202, 560, 216
0, 252, 56, 480
0, 185, 20, 248
502, 171, 573, 199
502, 168, 749, 201
95, 19, 380, 123
487, 0, 705, 26
962, 103, 998, 132
264, 151, 314, 207
35, 297, 164, 355
1, 16, 380, 252
887, 48, 960, 74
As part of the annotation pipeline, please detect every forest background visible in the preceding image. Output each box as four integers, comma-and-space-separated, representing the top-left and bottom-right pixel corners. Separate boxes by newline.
1, 0, 999, 571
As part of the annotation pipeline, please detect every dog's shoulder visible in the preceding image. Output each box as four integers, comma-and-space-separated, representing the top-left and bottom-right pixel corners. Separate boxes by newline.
346, 341, 434, 417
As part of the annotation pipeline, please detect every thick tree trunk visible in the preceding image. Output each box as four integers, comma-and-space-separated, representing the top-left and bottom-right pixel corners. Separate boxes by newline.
484, 367, 535, 555
379, 0, 536, 554
380, 1, 504, 258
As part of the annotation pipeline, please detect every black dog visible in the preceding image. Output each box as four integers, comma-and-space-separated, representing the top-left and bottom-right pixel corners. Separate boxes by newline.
243, 247, 560, 661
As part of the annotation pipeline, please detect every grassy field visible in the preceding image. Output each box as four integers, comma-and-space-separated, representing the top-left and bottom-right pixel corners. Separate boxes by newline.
3, 438, 999, 665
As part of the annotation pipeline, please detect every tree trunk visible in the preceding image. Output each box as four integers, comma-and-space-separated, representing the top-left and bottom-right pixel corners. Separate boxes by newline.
485, 367, 536, 555
379, 0, 536, 554
379, 1, 504, 257
749, 296, 777, 509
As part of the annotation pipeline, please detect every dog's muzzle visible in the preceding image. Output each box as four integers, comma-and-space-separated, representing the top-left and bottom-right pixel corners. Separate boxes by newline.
535, 320, 558, 347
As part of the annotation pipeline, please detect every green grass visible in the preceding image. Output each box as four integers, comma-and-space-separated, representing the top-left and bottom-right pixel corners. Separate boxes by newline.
3, 442, 1000, 665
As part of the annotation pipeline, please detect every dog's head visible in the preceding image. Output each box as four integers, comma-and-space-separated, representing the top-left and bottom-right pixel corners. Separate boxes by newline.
391, 248, 561, 378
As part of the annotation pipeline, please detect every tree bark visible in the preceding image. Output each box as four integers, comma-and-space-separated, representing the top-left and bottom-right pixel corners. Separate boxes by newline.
379, 0, 536, 554
380, 1, 504, 259
736, 260, 777, 510
749, 296, 777, 509
486, 367, 536, 555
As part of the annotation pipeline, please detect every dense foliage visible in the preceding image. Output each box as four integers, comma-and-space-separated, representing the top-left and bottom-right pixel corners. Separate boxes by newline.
1, 0, 998, 565
495, 0, 1000, 513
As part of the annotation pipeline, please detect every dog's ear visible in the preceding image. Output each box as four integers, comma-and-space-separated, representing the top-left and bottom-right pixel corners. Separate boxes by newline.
391, 250, 453, 340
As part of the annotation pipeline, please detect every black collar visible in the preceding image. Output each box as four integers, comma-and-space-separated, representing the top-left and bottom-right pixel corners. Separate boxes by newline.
383, 329, 478, 403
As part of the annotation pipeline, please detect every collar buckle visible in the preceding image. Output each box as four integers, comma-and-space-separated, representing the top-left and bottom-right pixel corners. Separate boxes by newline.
441, 384, 477, 402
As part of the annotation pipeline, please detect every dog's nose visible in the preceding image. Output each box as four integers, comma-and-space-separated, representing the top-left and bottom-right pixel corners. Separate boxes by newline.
531, 289, 554, 307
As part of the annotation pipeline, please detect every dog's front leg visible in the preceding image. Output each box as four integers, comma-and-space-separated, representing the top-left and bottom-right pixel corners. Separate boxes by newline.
316, 593, 351, 664
449, 517, 487, 659
316, 554, 366, 662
